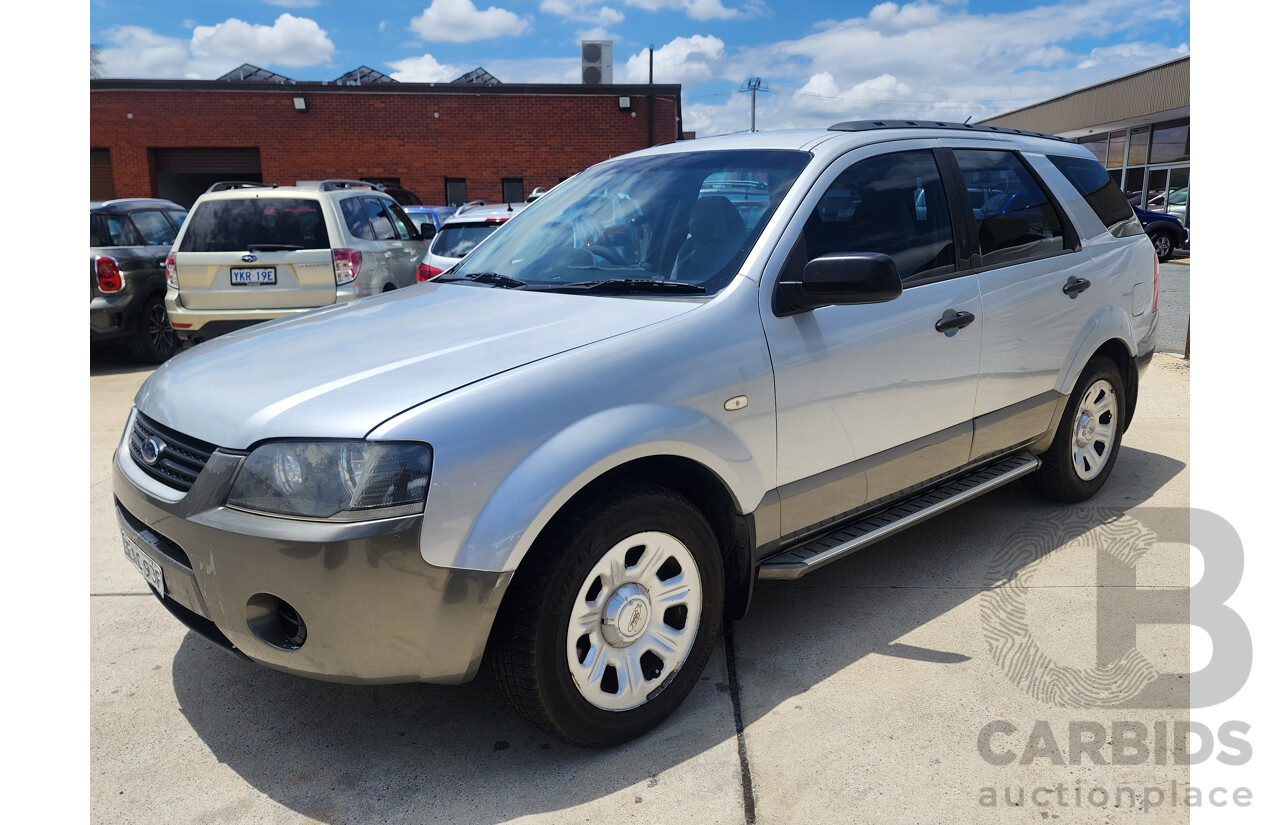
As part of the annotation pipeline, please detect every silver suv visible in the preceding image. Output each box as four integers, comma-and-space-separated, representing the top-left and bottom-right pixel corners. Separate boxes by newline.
166, 180, 428, 343
114, 122, 1158, 747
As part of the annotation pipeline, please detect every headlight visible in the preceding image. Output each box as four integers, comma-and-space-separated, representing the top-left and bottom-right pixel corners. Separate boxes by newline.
227, 441, 432, 521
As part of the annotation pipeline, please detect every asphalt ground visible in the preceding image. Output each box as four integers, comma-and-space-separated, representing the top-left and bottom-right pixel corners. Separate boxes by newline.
90, 306, 1191, 823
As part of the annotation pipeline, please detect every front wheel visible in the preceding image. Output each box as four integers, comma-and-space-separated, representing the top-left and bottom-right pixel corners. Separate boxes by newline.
488, 481, 724, 747
1027, 355, 1126, 502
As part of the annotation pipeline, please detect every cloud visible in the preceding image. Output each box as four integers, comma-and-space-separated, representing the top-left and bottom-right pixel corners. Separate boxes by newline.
541, 0, 625, 27
576, 26, 623, 43
387, 53, 464, 82
409, 0, 530, 43
96, 26, 193, 79
189, 14, 335, 68
682, 0, 1188, 136
263, 0, 320, 7
620, 34, 726, 84
624, 0, 765, 21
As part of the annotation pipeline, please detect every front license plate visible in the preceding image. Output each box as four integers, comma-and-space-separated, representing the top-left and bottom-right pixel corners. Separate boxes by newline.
230, 267, 276, 285
122, 532, 165, 596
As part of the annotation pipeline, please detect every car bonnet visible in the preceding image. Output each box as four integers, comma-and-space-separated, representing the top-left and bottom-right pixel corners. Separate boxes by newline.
134, 284, 701, 449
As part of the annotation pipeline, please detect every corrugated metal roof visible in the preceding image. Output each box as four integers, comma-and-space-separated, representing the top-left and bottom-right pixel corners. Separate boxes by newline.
978, 55, 1189, 134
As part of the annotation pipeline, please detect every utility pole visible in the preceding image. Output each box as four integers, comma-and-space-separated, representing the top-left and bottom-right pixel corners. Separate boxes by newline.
741, 77, 767, 132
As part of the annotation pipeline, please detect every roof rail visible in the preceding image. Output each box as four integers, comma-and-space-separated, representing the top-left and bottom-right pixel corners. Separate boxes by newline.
456, 199, 487, 214
205, 181, 278, 193
318, 179, 378, 192
526, 187, 549, 201
827, 119, 1071, 143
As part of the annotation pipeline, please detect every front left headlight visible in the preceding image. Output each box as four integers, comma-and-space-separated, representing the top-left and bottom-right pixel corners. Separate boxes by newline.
227, 441, 432, 521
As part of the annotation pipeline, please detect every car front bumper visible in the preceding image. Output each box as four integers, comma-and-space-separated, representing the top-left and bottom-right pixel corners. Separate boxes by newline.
112, 412, 511, 685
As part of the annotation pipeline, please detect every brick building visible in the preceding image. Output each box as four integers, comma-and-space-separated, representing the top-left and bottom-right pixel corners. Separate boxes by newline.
90, 71, 684, 207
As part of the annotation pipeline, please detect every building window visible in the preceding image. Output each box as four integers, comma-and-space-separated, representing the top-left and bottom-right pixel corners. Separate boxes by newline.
502, 178, 524, 204
445, 178, 467, 206
1126, 126, 1150, 167
1078, 134, 1107, 165
1150, 119, 1190, 165
1106, 131, 1126, 169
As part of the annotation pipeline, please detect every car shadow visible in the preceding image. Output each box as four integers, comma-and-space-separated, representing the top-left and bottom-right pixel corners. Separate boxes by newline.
90, 343, 162, 376
168, 446, 1185, 823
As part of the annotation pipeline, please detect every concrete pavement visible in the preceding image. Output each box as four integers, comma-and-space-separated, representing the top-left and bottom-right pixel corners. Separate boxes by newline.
90, 346, 1190, 824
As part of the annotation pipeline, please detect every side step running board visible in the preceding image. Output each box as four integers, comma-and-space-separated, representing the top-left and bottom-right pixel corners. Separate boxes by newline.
758, 452, 1041, 581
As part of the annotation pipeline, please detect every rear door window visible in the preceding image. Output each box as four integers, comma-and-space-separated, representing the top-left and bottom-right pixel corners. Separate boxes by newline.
1047, 154, 1144, 238
385, 201, 418, 241
179, 198, 330, 251
91, 214, 140, 247
130, 210, 179, 246
953, 150, 1066, 268
360, 198, 398, 241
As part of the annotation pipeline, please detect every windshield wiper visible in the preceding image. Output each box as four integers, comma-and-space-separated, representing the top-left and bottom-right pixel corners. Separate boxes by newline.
247, 243, 304, 252
435, 272, 528, 289
540, 279, 707, 295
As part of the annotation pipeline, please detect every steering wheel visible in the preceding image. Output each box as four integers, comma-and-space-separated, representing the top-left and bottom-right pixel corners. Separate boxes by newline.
586, 243, 627, 266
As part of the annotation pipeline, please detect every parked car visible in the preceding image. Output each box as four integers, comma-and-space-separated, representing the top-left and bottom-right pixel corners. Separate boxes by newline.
90, 199, 187, 363
1133, 206, 1187, 262
114, 121, 1157, 748
401, 205, 457, 241
165, 180, 428, 344
374, 183, 423, 206
416, 201, 528, 281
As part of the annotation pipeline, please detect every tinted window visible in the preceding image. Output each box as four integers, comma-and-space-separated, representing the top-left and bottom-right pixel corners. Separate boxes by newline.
432, 223, 501, 259
341, 198, 375, 240
130, 210, 179, 246
801, 150, 955, 282
361, 198, 397, 241
1048, 154, 1143, 239
954, 150, 1065, 268
90, 213, 140, 247
178, 198, 330, 252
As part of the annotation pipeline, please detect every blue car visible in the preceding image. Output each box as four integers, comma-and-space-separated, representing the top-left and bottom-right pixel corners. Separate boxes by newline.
1131, 206, 1187, 262
402, 205, 457, 240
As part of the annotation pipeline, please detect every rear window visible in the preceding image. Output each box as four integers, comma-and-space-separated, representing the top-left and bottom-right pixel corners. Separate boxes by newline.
179, 198, 330, 252
432, 222, 502, 259
1048, 155, 1144, 239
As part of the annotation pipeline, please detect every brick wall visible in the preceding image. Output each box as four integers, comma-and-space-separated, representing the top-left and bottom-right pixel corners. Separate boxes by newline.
90, 85, 683, 204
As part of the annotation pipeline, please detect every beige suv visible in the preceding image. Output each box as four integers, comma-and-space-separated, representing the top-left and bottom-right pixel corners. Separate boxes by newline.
165, 180, 428, 343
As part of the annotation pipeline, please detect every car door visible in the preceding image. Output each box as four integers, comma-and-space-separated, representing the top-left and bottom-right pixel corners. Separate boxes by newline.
760, 143, 982, 539
385, 201, 428, 286
944, 145, 1102, 462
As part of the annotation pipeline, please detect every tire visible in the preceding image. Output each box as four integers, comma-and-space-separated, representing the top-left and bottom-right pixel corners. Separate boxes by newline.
488, 480, 724, 747
1149, 229, 1175, 263
126, 294, 178, 364
1026, 355, 1126, 502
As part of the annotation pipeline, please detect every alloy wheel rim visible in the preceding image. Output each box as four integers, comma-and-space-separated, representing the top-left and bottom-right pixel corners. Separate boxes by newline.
149, 303, 176, 355
1154, 235, 1171, 257
1071, 379, 1116, 481
565, 530, 702, 711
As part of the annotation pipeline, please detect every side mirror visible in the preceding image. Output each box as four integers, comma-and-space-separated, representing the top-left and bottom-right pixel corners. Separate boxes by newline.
419, 224, 437, 241
776, 252, 903, 315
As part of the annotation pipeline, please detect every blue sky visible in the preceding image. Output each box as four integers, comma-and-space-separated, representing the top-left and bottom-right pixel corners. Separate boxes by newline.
90, 0, 1189, 135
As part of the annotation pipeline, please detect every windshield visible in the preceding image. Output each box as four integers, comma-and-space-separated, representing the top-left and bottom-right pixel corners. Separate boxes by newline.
448, 149, 810, 295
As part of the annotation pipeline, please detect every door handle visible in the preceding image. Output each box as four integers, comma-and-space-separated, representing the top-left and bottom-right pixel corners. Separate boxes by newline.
1063, 276, 1091, 297
935, 310, 976, 333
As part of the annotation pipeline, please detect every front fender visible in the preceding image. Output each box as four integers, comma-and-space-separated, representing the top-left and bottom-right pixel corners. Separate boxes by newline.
446, 403, 760, 574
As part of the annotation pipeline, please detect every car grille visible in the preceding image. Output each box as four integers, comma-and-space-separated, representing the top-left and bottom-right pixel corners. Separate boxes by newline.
128, 412, 217, 493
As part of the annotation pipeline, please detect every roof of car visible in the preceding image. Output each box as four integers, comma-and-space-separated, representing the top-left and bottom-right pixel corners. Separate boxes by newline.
441, 202, 529, 224
90, 198, 185, 212
618, 122, 1092, 163
194, 181, 397, 202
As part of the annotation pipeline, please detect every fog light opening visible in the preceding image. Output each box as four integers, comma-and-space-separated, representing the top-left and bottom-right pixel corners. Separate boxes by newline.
246, 593, 308, 650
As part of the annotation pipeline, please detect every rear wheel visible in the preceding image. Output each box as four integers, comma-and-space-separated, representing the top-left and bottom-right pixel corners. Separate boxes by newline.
1149, 229, 1175, 262
1027, 355, 1126, 502
126, 295, 178, 364
489, 481, 723, 747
